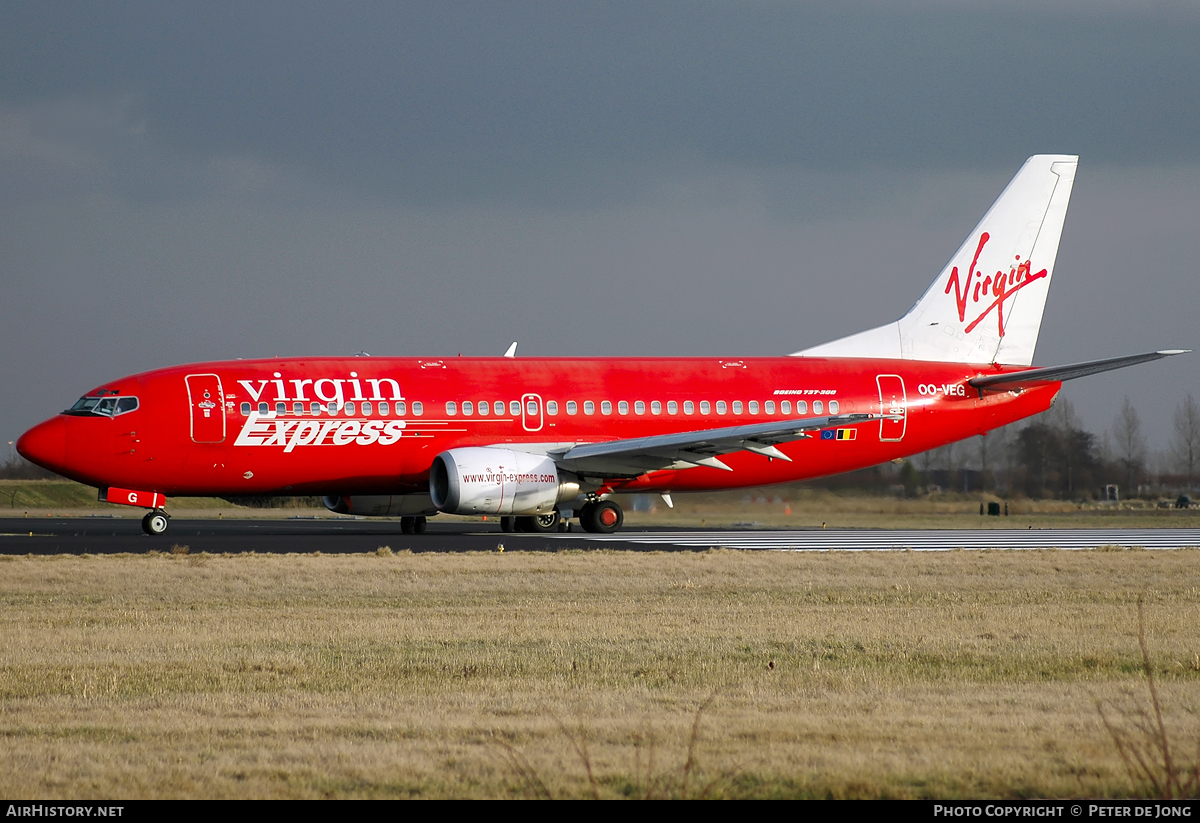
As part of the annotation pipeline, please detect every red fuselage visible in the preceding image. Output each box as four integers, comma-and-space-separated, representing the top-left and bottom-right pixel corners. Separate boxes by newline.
18, 356, 1056, 498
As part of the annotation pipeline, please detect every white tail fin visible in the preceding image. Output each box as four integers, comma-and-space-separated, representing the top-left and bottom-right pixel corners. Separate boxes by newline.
793, 154, 1078, 366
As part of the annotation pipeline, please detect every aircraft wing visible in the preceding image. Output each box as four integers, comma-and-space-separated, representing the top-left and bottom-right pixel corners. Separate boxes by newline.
968, 349, 1188, 392
550, 413, 883, 477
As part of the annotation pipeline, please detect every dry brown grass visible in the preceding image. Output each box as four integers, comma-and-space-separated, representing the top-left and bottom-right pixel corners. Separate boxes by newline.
0, 548, 1198, 798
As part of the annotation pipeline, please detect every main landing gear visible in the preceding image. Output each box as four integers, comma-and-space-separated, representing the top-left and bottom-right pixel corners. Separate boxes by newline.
400, 516, 427, 534
141, 510, 170, 536
498, 501, 624, 534
499, 511, 571, 533
578, 500, 623, 534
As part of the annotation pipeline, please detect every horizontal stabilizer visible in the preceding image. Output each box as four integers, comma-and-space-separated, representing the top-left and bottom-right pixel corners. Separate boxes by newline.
968, 350, 1189, 391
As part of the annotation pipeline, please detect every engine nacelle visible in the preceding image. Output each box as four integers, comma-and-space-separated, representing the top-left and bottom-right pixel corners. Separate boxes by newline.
321, 494, 438, 517
429, 447, 580, 515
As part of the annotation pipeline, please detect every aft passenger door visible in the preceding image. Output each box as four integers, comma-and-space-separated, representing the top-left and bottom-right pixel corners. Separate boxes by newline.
876, 375, 907, 441
186, 374, 226, 443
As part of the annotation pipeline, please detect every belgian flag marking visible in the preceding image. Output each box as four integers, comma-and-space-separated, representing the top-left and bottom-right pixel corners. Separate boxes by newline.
822, 428, 857, 441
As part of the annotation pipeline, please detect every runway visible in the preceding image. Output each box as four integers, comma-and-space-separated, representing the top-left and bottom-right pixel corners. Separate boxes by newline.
1, 517, 1198, 555
538, 528, 1200, 551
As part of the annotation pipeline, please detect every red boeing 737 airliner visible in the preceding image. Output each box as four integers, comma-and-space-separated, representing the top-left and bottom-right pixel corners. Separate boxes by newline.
16, 155, 1187, 535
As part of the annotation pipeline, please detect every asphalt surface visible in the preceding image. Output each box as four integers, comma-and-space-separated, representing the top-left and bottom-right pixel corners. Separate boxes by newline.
2, 517, 1199, 554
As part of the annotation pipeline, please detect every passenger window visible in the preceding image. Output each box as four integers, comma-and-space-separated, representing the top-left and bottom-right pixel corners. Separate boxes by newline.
618, 401, 629, 414
446, 401, 457, 415
362, 401, 372, 415
634, 401, 645, 414
585, 401, 595, 415
395, 401, 405, 415
781, 400, 791, 414
294, 401, 304, 415
547, 401, 558, 415
258, 402, 269, 415
310, 401, 321, 415
478, 401, 489, 416
462, 401, 473, 415
813, 400, 823, 415
276, 401, 287, 415
651, 401, 662, 414
716, 401, 727, 414
732, 401, 743, 414
684, 401, 694, 414
240, 402, 251, 416
765, 400, 775, 414
829, 400, 839, 414
526, 400, 537, 415
667, 400, 677, 414
345, 402, 356, 415
412, 401, 422, 416
379, 401, 390, 415
700, 401, 710, 414
327, 401, 338, 414
748, 401, 759, 414
601, 401, 612, 415
510, 400, 521, 416
494, 401, 505, 415
797, 400, 807, 414
566, 401, 577, 415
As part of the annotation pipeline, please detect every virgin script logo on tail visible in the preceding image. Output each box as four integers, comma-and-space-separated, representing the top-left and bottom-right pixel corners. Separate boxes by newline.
944, 232, 1048, 337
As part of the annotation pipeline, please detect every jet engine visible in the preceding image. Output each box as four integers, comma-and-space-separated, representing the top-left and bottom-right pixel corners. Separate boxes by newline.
321, 494, 438, 517
429, 447, 582, 515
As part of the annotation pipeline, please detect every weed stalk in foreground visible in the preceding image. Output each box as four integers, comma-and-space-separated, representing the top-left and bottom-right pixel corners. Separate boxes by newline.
1097, 597, 1200, 799
490, 695, 731, 799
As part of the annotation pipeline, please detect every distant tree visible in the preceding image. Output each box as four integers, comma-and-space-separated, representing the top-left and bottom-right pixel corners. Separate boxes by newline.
977, 434, 991, 492
0, 456, 58, 480
990, 425, 1017, 494
1049, 399, 1080, 494
1010, 400, 1101, 499
1014, 423, 1055, 497
1112, 397, 1147, 494
899, 460, 920, 497
1173, 394, 1200, 488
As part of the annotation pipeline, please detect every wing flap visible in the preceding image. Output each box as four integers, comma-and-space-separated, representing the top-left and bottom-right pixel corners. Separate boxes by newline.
552, 413, 882, 477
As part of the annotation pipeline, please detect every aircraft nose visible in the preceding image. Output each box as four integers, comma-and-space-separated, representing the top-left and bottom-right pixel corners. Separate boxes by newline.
16, 416, 68, 474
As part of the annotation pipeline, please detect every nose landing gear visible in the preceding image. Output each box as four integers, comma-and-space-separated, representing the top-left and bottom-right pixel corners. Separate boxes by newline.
141, 510, 170, 536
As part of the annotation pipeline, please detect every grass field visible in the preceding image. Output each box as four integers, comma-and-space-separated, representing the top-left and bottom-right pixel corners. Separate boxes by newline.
1, 548, 1198, 798
4, 478, 1200, 530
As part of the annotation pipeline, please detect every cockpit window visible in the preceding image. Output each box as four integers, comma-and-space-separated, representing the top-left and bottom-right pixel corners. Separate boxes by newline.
65, 395, 139, 417
69, 397, 101, 413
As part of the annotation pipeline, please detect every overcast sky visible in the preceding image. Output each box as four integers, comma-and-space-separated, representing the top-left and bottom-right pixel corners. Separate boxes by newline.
2, 1, 1197, 461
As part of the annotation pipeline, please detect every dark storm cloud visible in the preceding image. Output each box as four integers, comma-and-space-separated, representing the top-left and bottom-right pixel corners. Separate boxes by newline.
1, 1, 1196, 453
2, 2, 1198, 203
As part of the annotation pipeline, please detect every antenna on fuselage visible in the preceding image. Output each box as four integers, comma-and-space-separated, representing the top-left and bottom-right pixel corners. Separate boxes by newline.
503, 342, 518, 358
